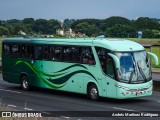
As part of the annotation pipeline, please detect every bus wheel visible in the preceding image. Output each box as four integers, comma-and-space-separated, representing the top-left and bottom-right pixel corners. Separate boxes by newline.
21, 76, 29, 91
88, 84, 99, 101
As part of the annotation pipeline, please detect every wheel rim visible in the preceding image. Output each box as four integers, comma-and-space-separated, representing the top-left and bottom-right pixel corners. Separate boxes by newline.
90, 88, 98, 99
22, 77, 28, 89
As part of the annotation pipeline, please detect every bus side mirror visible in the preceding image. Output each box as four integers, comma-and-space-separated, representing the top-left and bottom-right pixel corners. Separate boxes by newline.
108, 53, 120, 69
147, 52, 159, 65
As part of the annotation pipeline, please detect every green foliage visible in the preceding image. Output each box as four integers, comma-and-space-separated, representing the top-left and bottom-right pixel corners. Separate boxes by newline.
23, 18, 35, 24
64, 19, 76, 30
0, 26, 9, 36
48, 19, 61, 34
104, 16, 133, 28
142, 29, 154, 38
32, 19, 61, 34
134, 17, 160, 30
0, 16, 160, 38
105, 25, 136, 38
74, 22, 100, 37
6, 19, 22, 25
71, 19, 101, 37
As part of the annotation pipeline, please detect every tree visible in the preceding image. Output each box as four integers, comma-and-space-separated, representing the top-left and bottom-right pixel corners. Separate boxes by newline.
23, 18, 35, 25
152, 30, 160, 38
12, 25, 28, 35
64, 19, 76, 30
7, 19, 22, 25
74, 22, 100, 37
0, 26, 9, 36
48, 19, 61, 34
135, 17, 159, 30
33, 19, 48, 34
102, 16, 133, 30
142, 29, 154, 38
105, 25, 136, 38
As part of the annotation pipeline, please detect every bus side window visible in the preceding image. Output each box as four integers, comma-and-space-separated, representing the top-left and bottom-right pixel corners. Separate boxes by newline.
49, 46, 55, 60
20, 45, 25, 58
43, 45, 49, 60
63, 47, 71, 62
80, 47, 95, 65
53, 46, 63, 61
3, 44, 10, 55
70, 46, 80, 63
24, 45, 33, 59
11, 44, 20, 58
34, 46, 42, 60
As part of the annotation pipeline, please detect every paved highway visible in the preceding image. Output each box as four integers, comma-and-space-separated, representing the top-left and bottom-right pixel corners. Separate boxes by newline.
152, 73, 160, 81
0, 74, 160, 120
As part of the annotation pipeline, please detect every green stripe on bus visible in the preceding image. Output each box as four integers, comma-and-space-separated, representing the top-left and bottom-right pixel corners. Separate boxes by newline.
48, 70, 97, 85
15, 60, 66, 89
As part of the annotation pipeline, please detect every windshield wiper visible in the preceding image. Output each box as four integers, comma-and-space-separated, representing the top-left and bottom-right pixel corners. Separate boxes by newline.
137, 62, 147, 82
129, 70, 134, 83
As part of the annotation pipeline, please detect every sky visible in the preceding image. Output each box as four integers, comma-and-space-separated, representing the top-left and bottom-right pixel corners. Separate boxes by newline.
0, 0, 160, 20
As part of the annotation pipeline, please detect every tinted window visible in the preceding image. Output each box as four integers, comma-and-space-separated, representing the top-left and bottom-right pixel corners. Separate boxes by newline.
70, 46, 80, 62
11, 44, 19, 53
43, 45, 50, 60
3, 44, 10, 53
95, 47, 115, 78
19, 45, 33, 59
53, 46, 63, 61
34, 46, 42, 60
11, 44, 20, 57
80, 47, 95, 65
63, 46, 80, 63
63, 46, 72, 62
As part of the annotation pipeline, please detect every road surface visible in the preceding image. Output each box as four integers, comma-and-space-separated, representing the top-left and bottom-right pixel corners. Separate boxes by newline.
0, 74, 160, 120
152, 73, 160, 81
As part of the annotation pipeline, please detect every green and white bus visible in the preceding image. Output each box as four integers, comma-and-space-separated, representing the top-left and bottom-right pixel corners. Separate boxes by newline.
2, 37, 159, 100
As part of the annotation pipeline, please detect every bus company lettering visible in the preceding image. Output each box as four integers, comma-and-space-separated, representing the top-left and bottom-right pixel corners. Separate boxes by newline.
12, 112, 42, 117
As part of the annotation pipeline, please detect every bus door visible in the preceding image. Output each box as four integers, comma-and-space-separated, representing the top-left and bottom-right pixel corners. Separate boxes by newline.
105, 56, 118, 98
96, 49, 117, 98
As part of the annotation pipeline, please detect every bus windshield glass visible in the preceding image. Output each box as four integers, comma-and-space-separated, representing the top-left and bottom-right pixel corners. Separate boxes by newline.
114, 51, 151, 83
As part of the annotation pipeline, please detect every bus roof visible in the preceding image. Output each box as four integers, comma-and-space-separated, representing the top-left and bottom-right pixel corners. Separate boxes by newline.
3, 37, 144, 52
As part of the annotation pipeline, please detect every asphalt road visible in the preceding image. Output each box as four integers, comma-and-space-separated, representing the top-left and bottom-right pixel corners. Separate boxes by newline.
152, 73, 160, 81
0, 74, 160, 120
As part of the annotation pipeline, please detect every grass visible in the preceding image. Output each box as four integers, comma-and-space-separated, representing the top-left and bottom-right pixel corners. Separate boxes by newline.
128, 38, 160, 41
127, 38, 160, 45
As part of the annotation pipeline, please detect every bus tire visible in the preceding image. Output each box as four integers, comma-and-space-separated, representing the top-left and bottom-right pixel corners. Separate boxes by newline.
88, 84, 99, 101
21, 75, 30, 91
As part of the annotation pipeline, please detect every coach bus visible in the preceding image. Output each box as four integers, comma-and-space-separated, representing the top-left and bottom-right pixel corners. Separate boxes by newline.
2, 37, 159, 100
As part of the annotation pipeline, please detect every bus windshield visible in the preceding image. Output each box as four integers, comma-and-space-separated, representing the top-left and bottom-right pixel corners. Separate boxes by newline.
114, 51, 151, 83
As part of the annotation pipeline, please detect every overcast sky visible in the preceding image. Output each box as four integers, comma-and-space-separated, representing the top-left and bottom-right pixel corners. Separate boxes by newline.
0, 0, 160, 20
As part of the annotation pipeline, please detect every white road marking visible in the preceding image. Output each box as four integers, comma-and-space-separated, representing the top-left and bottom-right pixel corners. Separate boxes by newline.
61, 116, 70, 119
113, 107, 135, 111
24, 108, 33, 111
41, 112, 50, 115
0, 88, 21, 94
157, 101, 160, 102
8, 104, 16, 108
